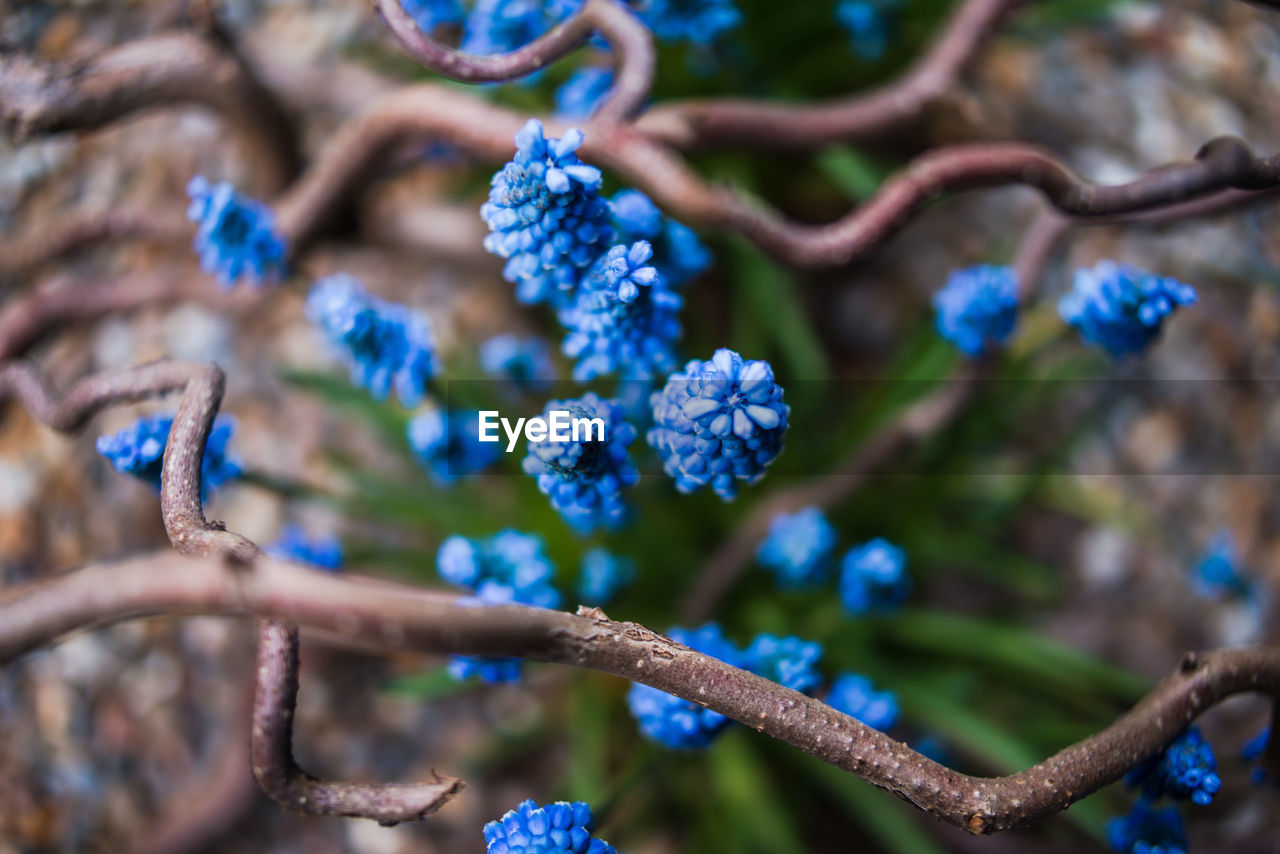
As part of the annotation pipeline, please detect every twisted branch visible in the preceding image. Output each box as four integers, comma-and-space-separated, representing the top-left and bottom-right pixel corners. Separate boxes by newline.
634, 0, 1025, 150
0, 551, 1275, 835
252, 619, 464, 823
0, 29, 299, 190
373, 0, 654, 123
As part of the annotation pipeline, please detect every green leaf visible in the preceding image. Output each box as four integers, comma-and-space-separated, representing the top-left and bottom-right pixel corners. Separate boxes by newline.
728, 239, 831, 382
707, 732, 809, 852
816, 146, 895, 202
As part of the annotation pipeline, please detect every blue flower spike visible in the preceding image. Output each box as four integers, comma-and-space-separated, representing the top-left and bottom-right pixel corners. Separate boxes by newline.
97, 413, 241, 498
826, 673, 899, 731
555, 66, 614, 120
408, 409, 502, 484
744, 634, 823, 694
631, 0, 741, 45
1126, 727, 1222, 806
463, 0, 583, 58
436, 531, 561, 682
608, 189, 710, 288
265, 525, 343, 571
933, 264, 1019, 356
480, 334, 555, 392
1242, 727, 1272, 785
577, 548, 636, 606
559, 241, 683, 382
483, 799, 617, 854
305, 273, 438, 406
648, 348, 790, 500
1106, 801, 1188, 854
481, 119, 613, 306
401, 0, 462, 31
1191, 529, 1252, 599
840, 538, 911, 614
626, 623, 744, 749
757, 506, 837, 588
186, 176, 286, 288
1059, 261, 1197, 358
522, 393, 639, 533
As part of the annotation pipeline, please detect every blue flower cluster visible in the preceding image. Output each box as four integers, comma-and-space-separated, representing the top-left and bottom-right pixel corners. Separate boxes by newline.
555, 66, 614, 120
186, 176, 286, 288
1126, 727, 1221, 806
743, 634, 823, 694
481, 119, 612, 306
1106, 801, 1188, 854
408, 409, 501, 484
522, 393, 639, 532
1191, 529, 1252, 598
1059, 261, 1197, 358
484, 799, 617, 854
626, 624, 745, 749
96, 414, 241, 497
577, 548, 635, 605
305, 273, 438, 406
1242, 727, 1271, 784
757, 506, 837, 588
462, 0, 582, 56
840, 538, 911, 614
265, 524, 343, 571
627, 625, 825, 749
630, 0, 741, 44
402, 0, 462, 31
480, 334, 554, 392
437, 530, 561, 682
648, 348, 790, 500
826, 673, 899, 731
933, 264, 1020, 356
560, 241, 683, 382
836, 0, 903, 60
608, 189, 710, 288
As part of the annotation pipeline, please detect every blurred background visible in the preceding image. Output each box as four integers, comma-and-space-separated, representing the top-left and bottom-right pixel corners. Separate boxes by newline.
1, 0, 1278, 851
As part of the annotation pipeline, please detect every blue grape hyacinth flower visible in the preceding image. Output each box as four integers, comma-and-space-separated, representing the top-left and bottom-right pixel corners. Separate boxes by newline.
1191, 529, 1252, 598
97, 413, 241, 498
408, 409, 502, 484
608, 189, 710, 287
480, 334, 555, 392
840, 538, 911, 614
836, 0, 903, 60
559, 241, 683, 382
484, 799, 617, 854
826, 673, 899, 731
743, 634, 823, 694
1059, 261, 1197, 358
757, 506, 837, 588
186, 176, 286, 287
1126, 727, 1222, 806
481, 119, 613, 306
402, 0, 462, 31
265, 524, 343, 571
522, 393, 639, 533
437, 531, 561, 682
626, 623, 743, 749
577, 548, 635, 606
305, 273, 438, 406
1106, 801, 1188, 854
1242, 727, 1271, 784
933, 264, 1019, 356
555, 66, 614, 120
648, 348, 790, 500
463, 0, 582, 56
630, 0, 741, 45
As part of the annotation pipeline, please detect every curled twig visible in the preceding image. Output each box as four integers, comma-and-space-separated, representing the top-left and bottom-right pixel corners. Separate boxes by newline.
372, 0, 653, 123
0, 30, 299, 190
634, 0, 1025, 150
0, 551, 1275, 835
252, 619, 464, 823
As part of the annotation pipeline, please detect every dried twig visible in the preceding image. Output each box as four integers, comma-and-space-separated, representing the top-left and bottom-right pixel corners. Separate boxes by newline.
0, 552, 1276, 835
